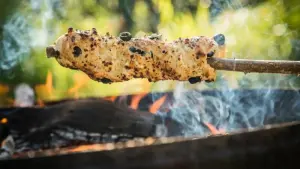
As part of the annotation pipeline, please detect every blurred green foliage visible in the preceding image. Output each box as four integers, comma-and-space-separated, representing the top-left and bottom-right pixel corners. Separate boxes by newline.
0, 0, 299, 106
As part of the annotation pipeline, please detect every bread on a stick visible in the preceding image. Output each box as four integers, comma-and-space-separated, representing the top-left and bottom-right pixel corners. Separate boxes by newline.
46, 28, 225, 84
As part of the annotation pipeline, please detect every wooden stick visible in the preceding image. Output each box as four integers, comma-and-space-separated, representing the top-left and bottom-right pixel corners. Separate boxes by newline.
207, 57, 300, 75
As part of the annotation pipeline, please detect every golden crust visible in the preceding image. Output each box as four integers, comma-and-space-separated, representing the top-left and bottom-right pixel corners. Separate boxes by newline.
48, 28, 224, 84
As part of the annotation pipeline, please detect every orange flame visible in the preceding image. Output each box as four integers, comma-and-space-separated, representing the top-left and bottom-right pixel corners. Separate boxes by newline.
0, 84, 9, 95
130, 93, 147, 110
203, 122, 226, 135
45, 71, 53, 95
35, 71, 54, 101
149, 95, 167, 114
68, 73, 90, 98
103, 96, 117, 102
0, 118, 8, 124
36, 98, 45, 107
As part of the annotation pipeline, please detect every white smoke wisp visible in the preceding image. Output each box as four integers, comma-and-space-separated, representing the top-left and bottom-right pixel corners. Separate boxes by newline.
154, 73, 300, 138
1, 14, 30, 70
0, 0, 64, 71
14, 83, 35, 107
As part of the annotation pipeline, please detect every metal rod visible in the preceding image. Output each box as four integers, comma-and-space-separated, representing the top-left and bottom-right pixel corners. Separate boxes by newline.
207, 57, 300, 75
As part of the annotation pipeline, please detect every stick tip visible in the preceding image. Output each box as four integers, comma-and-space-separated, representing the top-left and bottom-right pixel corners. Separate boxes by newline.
46, 45, 59, 58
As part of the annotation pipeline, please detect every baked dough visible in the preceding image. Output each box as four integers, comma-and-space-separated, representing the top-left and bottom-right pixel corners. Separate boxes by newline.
46, 28, 225, 84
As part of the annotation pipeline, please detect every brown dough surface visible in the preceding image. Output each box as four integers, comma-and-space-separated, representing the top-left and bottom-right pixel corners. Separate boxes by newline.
46, 28, 224, 84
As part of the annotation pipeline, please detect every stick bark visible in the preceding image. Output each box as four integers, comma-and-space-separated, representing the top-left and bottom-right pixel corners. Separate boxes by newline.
207, 57, 300, 75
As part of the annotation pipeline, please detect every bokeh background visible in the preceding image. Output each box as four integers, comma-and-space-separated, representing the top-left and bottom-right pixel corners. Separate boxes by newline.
0, 0, 299, 107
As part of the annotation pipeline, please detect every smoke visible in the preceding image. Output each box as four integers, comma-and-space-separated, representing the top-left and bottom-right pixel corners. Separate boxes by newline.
153, 73, 300, 137
14, 83, 35, 107
0, 0, 64, 72
1, 14, 30, 70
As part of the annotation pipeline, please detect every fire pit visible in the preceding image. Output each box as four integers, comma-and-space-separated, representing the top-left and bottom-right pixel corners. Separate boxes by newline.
0, 88, 300, 169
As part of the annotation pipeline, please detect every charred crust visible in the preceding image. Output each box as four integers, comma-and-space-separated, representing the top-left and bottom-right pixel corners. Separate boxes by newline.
71, 36, 75, 42
207, 51, 215, 57
150, 51, 153, 58
46, 47, 55, 57
188, 76, 202, 84
148, 34, 162, 40
119, 32, 132, 41
145, 70, 150, 75
99, 78, 112, 84
136, 49, 145, 56
213, 34, 225, 46
121, 74, 128, 80
184, 38, 189, 44
73, 46, 82, 57
129, 46, 137, 53
46, 46, 60, 58
55, 51, 60, 58
196, 51, 205, 59
129, 46, 145, 56
68, 27, 73, 33
79, 33, 89, 39
68, 67, 78, 70
92, 28, 97, 35
102, 61, 113, 66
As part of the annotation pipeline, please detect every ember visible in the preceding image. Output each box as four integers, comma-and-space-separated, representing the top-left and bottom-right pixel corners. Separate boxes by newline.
2, 121, 300, 169
1, 87, 300, 162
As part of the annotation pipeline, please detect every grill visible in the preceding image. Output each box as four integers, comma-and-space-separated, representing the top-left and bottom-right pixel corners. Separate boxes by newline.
0, 89, 300, 169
